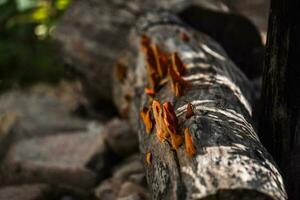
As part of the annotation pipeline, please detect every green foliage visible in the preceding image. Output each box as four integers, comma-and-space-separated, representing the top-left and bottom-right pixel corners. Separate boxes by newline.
0, 0, 71, 92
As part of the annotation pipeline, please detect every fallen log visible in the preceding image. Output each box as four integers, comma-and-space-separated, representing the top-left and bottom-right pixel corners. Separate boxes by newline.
53, 0, 262, 102
112, 11, 287, 200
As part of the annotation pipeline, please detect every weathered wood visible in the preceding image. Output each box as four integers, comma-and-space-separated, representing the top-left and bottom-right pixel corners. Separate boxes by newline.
258, 0, 300, 199
53, 0, 263, 102
112, 11, 287, 200
178, 6, 264, 79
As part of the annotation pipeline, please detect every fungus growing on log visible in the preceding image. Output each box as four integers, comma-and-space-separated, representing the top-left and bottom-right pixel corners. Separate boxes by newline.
168, 66, 189, 97
152, 100, 168, 142
184, 127, 196, 157
171, 52, 187, 75
140, 107, 153, 134
185, 102, 195, 119
151, 100, 183, 150
162, 102, 183, 150
152, 44, 169, 78
141, 34, 159, 89
180, 31, 190, 42
145, 88, 155, 97
146, 152, 152, 165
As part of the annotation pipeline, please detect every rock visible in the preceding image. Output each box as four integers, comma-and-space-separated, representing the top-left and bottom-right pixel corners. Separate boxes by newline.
128, 173, 147, 187
87, 119, 138, 180
0, 112, 17, 161
94, 154, 149, 200
103, 119, 138, 158
29, 80, 88, 113
118, 181, 148, 199
113, 155, 144, 183
0, 130, 104, 189
95, 179, 149, 200
0, 117, 139, 191
0, 184, 49, 200
0, 82, 89, 140
94, 153, 149, 200
117, 194, 144, 200
95, 179, 123, 200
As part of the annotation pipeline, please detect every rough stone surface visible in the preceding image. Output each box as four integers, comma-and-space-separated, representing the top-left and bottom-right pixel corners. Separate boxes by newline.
117, 194, 144, 200
95, 179, 149, 200
0, 116, 140, 191
1, 130, 103, 189
0, 112, 17, 161
0, 184, 49, 200
94, 153, 149, 200
95, 179, 123, 200
118, 181, 148, 199
0, 81, 89, 140
103, 119, 138, 158
112, 154, 145, 185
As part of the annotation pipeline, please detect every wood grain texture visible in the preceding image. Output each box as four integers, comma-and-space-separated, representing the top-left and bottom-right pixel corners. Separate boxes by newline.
112, 11, 287, 200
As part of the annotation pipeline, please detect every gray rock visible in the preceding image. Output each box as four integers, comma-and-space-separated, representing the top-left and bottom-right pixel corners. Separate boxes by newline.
95, 179, 123, 200
103, 119, 138, 157
113, 155, 144, 181
128, 173, 147, 187
0, 184, 49, 200
87, 119, 138, 180
0, 130, 105, 189
0, 82, 89, 140
117, 194, 144, 200
0, 112, 17, 161
95, 179, 149, 200
118, 181, 148, 200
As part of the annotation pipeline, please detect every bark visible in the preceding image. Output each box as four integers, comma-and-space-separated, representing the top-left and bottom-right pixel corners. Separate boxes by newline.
112, 11, 286, 200
258, 0, 300, 199
53, 0, 263, 102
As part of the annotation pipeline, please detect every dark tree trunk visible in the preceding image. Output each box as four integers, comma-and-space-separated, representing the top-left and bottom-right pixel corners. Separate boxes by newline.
113, 11, 286, 200
259, 0, 300, 199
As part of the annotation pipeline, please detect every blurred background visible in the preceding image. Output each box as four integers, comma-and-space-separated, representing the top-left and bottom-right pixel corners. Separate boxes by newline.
0, 0, 70, 92
0, 0, 269, 92
0, 0, 269, 94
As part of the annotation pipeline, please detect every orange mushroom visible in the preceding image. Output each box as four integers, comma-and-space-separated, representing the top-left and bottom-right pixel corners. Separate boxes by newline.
140, 107, 153, 134
184, 127, 196, 157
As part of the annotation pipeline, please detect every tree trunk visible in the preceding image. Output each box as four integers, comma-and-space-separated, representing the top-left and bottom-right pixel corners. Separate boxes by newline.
259, 0, 300, 199
113, 11, 286, 200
